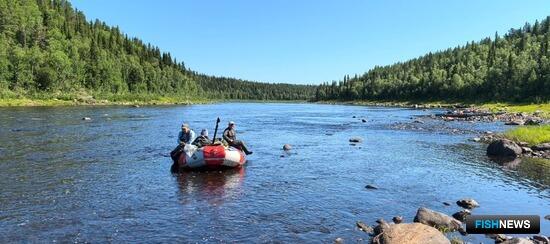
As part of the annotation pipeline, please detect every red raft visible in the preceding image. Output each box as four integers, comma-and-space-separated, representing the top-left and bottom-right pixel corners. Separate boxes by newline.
176, 145, 247, 170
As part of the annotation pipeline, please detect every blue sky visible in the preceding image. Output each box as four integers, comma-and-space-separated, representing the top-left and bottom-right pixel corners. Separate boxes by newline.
71, 0, 550, 84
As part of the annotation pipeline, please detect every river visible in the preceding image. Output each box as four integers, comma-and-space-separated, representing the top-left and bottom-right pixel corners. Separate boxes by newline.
0, 103, 548, 242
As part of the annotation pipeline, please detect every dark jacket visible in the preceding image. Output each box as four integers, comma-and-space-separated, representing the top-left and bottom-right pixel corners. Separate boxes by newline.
192, 135, 211, 148
223, 127, 236, 143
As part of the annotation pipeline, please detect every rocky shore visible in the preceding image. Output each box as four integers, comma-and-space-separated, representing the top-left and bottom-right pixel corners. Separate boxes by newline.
428, 107, 550, 160
432, 107, 547, 125
347, 198, 549, 244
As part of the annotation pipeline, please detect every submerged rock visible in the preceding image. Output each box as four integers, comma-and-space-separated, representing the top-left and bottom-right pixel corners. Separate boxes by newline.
371, 223, 450, 244
456, 198, 479, 209
413, 207, 463, 232
487, 139, 522, 158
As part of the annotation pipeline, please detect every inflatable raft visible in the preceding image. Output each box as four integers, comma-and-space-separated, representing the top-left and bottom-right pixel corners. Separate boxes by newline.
176, 144, 247, 170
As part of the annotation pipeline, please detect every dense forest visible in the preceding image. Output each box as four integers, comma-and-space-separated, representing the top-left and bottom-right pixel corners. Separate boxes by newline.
0, 0, 315, 102
315, 17, 550, 103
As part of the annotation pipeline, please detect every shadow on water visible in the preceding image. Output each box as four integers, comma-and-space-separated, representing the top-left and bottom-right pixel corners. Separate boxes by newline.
173, 167, 245, 206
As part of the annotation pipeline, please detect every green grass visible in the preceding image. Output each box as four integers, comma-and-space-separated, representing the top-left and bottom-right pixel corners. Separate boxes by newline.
0, 89, 215, 107
504, 125, 550, 146
482, 103, 550, 118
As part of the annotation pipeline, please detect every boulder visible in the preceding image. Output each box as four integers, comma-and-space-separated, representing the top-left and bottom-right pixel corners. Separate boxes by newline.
365, 184, 378, 190
456, 198, 479, 209
524, 119, 540, 125
282, 144, 292, 151
522, 147, 533, 154
413, 207, 463, 232
500, 237, 535, 244
373, 219, 391, 236
532, 143, 550, 151
486, 234, 510, 243
505, 120, 524, 126
392, 216, 403, 224
356, 221, 374, 234
371, 223, 450, 244
451, 209, 471, 222
487, 139, 523, 158
532, 235, 550, 244
349, 137, 363, 143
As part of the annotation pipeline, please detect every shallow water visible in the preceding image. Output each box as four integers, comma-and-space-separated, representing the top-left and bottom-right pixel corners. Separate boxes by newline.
0, 103, 548, 242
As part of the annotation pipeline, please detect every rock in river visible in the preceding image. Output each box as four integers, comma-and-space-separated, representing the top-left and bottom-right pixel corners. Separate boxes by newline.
349, 137, 363, 143
500, 237, 535, 244
373, 219, 391, 236
82, 117, 91, 121
452, 209, 471, 222
283, 144, 292, 151
487, 139, 522, 158
456, 198, 479, 209
532, 143, 550, 151
392, 216, 403, 224
356, 221, 374, 234
365, 184, 378, 190
371, 223, 450, 244
413, 207, 463, 233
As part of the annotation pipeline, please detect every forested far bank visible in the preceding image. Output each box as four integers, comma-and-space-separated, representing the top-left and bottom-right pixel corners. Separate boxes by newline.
315, 17, 550, 103
0, 0, 315, 104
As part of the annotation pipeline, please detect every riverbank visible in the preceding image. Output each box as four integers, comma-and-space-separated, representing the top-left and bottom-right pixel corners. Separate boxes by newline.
317, 100, 550, 118
0, 92, 310, 107
0, 91, 212, 107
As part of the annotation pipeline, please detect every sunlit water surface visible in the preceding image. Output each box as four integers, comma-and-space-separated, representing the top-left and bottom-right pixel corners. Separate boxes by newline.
0, 103, 548, 242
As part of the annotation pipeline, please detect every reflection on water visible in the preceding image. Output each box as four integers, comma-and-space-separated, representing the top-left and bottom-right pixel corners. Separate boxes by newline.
492, 157, 550, 187
175, 168, 245, 206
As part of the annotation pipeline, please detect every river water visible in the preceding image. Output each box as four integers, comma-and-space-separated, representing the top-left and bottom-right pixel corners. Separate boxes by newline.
0, 103, 548, 243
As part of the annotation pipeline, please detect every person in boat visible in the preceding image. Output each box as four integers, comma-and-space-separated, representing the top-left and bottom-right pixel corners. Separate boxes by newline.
192, 129, 211, 148
223, 121, 253, 155
178, 123, 196, 145
171, 123, 196, 162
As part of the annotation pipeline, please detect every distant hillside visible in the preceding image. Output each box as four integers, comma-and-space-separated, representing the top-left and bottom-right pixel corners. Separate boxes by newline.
315, 17, 550, 103
0, 0, 315, 102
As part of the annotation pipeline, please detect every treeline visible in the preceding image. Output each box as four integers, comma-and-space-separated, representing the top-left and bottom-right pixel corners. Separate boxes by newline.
315, 17, 550, 103
0, 0, 315, 101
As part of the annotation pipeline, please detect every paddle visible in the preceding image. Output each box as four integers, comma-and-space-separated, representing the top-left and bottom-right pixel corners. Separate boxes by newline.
211, 117, 221, 144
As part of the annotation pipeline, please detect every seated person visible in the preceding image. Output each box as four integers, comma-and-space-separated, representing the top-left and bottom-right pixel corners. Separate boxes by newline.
223, 121, 252, 155
192, 129, 212, 148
